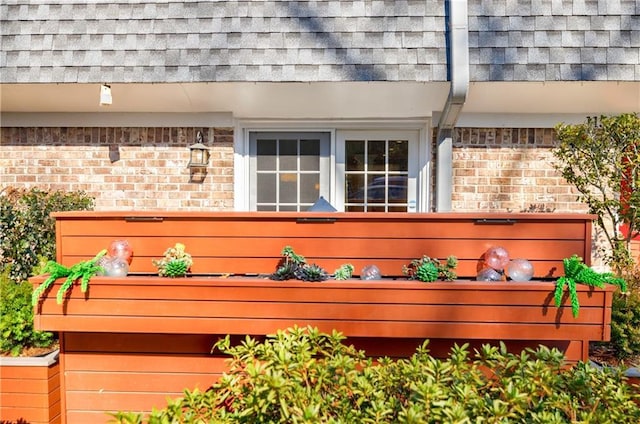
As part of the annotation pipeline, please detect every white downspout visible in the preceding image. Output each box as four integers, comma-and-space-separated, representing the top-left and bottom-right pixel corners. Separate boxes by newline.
435, 0, 469, 211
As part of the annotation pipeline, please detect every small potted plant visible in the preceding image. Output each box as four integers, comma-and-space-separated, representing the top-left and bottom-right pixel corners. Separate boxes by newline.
153, 243, 193, 277
403, 255, 458, 282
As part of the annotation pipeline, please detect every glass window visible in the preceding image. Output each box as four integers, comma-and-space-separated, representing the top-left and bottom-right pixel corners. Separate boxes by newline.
245, 129, 424, 212
249, 132, 330, 211
341, 134, 413, 212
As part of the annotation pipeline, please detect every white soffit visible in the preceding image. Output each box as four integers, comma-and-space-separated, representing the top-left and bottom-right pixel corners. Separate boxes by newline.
0, 82, 449, 125
463, 81, 640, 114
2, 81, 638, 127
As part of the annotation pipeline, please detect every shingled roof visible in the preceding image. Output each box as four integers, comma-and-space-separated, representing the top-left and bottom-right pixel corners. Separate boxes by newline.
1, 0, 638, 84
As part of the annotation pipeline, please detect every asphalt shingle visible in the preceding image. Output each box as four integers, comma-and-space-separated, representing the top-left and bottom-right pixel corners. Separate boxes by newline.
0, 0, 637, 84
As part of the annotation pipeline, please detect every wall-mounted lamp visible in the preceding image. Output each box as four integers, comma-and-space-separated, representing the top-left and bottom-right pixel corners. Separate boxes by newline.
187, 131, 210, 168
99, 84, 112, 106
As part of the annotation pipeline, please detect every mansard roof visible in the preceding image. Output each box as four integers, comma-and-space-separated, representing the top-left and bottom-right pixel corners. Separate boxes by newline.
1, 0, 638, 84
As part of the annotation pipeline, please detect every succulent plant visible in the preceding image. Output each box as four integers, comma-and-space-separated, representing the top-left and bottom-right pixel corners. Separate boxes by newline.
153, 243, 193, 277
403, 255, 458, 282
333, 264, 355, 280
294, 263, 330, 282
415, 261, 439, 282
270, 263, 297, 281
163, 259, 189, 278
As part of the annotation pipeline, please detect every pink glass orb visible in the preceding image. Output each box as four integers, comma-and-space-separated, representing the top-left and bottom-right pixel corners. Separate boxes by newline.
507, 258, 534, 281
484, 246, 510, 271
108, 239, 133, 264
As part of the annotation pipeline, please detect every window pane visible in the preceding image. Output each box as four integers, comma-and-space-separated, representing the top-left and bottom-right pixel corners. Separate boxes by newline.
346, 140, 365, 171
279, 173, 297, 203
388, 206, 407, 212
368, 140, 386, 171
300, 174, 320, 203
388, 140, 408, 171
257, 173, 276, 203
280, 205, 298, 212
257, 204, 276, 211
389, 175, 407, 203
257, 140, 277, 170
367, 174, 385, 203
300, 140, 320, 171
368, 206, 386, 212
346, 205, 364, 212
280, 139, 298, 171
345, 174, 365, 204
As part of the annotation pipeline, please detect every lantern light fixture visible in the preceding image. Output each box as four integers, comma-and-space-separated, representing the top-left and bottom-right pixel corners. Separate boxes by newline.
99, 84, 112, 106
187, 131, 210, 168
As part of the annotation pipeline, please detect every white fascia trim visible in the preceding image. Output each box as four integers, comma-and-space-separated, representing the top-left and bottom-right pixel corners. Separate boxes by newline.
0, 112, 234, 127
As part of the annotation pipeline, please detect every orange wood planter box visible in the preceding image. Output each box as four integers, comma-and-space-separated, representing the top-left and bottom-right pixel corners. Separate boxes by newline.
0, 350, 61, 424
31, 211, 615, 423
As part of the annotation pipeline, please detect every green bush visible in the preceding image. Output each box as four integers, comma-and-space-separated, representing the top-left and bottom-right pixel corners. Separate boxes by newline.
0, 268, 54, 356
111, 327, 640, 423
0, 187, 94, 283
608, 265, 640, 359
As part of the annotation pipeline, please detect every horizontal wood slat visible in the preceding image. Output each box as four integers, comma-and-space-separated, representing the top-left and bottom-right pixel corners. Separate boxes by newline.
38, 300, 608, 325
37, 277, 610, 306
38, 316, 611, 340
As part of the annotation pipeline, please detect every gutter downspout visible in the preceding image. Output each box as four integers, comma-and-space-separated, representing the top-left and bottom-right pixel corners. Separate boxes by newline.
435, 0, 469, 211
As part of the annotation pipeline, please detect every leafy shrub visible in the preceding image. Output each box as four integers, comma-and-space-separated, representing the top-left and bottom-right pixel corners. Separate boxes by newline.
0, 268, 54, 356
553, 113, 640, 269
0, 187, 94, 283
111, 327, 640, 423
608, 264, 640, 358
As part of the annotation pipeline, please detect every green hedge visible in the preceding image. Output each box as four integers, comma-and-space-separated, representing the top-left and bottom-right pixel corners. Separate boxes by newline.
0, 186, 94, 356
0, 268, 54, 355
0, 186, 94, 283
111, 326, 640, 423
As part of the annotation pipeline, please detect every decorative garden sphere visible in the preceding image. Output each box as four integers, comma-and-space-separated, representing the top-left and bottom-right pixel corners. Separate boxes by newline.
360, 265, 381, 280
484, 246, 510, 271
108, 239, 133, 264
476, 267, 502, 282
507, 258, 534, 282
103, 257, 130, 277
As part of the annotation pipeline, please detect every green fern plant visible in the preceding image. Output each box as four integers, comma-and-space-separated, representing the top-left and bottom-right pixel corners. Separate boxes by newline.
32, 249, 107, 306
403, 255, 458, 282
554, 254, 627, 317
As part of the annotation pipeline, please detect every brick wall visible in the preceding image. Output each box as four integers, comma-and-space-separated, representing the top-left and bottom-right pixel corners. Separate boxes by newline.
1, 125, 588, 214
451, 127, 587, 214
0, 127, 234, 210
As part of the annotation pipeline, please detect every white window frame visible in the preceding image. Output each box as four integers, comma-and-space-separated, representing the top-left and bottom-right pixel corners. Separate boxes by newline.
234, 120, 431, 212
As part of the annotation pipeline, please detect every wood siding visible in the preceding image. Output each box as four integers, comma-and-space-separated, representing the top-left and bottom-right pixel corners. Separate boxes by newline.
0, 352, 61, 424
31, 211, 610, 423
